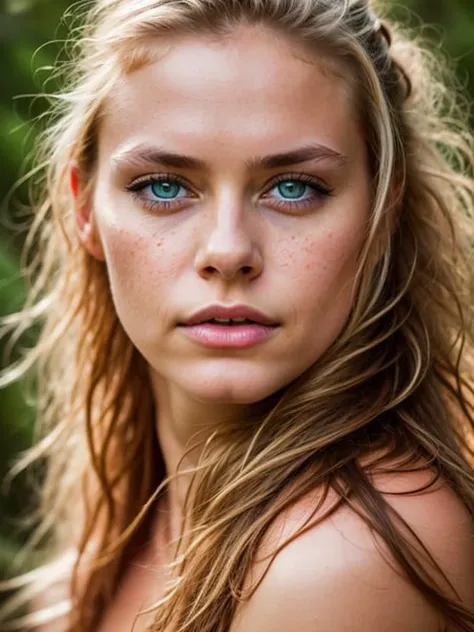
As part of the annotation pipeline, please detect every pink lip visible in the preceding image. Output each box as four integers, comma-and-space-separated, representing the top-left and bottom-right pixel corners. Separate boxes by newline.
179, 322, 278, 348
181, 303, 278, 327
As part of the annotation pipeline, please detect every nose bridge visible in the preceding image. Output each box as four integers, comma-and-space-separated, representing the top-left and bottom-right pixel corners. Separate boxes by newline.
212, 187, 248, 239
196, 186, 262, 280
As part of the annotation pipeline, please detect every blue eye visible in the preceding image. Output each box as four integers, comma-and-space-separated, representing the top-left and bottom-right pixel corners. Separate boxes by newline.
266, 175, 333, 210
275, 180, 310, 200
150, 180, 183, 199
126, 175, 191, 211
126, 173, 332, 213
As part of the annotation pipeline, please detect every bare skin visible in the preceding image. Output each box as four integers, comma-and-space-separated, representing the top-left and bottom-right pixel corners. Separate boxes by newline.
69, 24, 474, 632
77, 23, 371, 550
94, 464, 474, 632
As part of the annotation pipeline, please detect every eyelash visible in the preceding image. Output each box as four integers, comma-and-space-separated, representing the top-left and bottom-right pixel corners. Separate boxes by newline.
125, 172, 334, 213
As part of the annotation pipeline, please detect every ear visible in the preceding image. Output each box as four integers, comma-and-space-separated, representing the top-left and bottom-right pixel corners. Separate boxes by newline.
69, 162, 105, 261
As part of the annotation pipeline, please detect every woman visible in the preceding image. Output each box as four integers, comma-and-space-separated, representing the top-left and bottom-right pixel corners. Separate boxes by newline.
1, 0, 474, 630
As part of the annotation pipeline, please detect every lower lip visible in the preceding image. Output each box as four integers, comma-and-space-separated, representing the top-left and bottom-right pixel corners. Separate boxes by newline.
178, 323, 279, 348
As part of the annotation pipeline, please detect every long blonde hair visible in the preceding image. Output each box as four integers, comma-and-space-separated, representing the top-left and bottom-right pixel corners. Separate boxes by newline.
1, 0, 474, 630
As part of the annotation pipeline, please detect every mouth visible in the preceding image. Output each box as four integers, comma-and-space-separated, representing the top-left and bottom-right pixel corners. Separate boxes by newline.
177, 317, 279, 349
179, 318, 278, 327
179, 304, 279, 328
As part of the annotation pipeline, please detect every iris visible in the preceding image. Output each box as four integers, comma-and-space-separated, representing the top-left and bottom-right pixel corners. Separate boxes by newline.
277, 181, 307, 199
150, 181, 181, 199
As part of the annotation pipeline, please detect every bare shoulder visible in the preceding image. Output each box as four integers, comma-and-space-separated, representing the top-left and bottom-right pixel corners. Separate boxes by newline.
229, 461, 474, 632
366, 458, 474, 605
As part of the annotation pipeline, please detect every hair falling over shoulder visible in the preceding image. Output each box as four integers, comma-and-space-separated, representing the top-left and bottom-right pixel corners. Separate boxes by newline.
1, 0, 474, 630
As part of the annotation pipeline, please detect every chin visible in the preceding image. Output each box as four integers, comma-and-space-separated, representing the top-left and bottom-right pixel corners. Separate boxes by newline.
191, 381, 277, 405
148, 358, 301, 407
180, 370, 288, 405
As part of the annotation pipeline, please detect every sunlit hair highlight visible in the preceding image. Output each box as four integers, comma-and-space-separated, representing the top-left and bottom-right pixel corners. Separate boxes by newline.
1, 0, 474, 630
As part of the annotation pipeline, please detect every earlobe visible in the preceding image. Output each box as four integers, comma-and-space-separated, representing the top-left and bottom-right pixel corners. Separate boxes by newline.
69, 162, 106, 262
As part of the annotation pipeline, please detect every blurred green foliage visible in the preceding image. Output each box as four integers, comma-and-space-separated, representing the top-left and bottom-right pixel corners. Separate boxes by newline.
0, 0, 473, 579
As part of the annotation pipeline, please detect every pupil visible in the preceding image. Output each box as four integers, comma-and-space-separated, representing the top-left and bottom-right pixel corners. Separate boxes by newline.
278, 181, 306, 199
151, 181, 180, 199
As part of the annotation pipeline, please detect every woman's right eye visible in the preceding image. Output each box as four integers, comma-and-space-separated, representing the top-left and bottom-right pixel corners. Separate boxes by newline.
125, 175, 194, 213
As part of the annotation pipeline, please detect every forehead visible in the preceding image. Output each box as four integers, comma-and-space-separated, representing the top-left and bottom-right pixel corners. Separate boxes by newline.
98, 25, 362, 165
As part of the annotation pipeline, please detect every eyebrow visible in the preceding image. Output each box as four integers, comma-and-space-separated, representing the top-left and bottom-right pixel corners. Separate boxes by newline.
110, 142, 349, 173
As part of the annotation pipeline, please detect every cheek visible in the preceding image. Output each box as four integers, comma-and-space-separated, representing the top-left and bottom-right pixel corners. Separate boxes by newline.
93, 182, 185, 290
282, 220, 365, 355
96, 195, 185, 293
95, 213, 180, 338
104, 233, 155, 339
105, 229, 157, 292
281, 225, 363, 297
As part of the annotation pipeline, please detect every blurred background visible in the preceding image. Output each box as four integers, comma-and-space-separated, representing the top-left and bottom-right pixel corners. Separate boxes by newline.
0, 0, 473, 580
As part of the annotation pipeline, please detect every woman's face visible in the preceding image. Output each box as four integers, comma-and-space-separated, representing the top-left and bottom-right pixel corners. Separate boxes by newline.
83, 25, 371, 405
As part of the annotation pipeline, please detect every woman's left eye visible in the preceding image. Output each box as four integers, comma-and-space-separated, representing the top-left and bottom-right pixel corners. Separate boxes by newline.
125, 173, 333, 213
264, 174, 333, 211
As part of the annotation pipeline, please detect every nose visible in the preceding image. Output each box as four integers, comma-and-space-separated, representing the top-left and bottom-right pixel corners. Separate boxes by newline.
194, 198, 263, 282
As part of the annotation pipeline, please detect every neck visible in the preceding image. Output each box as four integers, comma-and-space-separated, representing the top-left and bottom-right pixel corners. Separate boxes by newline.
147, 370, 281, 552
148, 371, 250, 549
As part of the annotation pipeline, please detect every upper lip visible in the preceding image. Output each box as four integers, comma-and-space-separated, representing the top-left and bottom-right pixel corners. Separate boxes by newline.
180, 304, 279, 326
